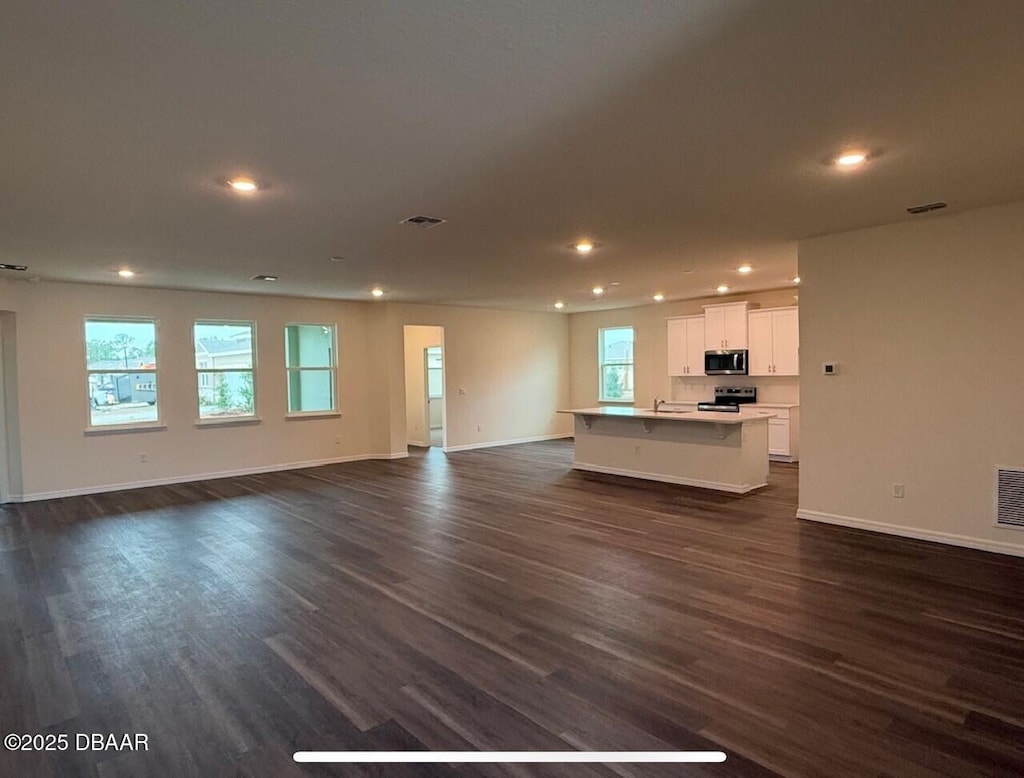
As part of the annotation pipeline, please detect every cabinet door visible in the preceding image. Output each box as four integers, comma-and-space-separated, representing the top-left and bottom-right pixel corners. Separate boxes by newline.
723, 305, 748, 349
704, 307, 725, 350
747, 311, 774, 376
768, 419, 790, 455
772, 308, 800, 376
685, 317, 705, 375
666, 319, 687, 376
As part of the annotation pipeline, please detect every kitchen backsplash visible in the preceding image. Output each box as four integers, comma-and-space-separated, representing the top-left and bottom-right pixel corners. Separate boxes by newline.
671, 376, 799, 404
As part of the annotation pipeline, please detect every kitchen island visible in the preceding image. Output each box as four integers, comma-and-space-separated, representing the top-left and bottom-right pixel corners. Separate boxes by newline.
558, 406, 774, 493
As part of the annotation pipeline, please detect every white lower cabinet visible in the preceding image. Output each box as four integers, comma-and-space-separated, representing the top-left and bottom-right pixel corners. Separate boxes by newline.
751, 406, 799, 461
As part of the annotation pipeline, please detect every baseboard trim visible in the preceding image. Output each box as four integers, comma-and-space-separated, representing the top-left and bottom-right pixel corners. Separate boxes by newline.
796, 509, 1024, 558
573, 462, 764, 494
443, 433, 573, 454
10, 452, 410, 503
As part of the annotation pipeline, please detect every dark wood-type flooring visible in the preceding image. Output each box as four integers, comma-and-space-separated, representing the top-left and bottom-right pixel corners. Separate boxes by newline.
2, 441, 1024, 777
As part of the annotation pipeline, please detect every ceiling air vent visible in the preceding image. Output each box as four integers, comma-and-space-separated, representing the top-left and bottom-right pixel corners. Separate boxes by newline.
0, 263, 28, 271
996, 467, 1024, 528
401, 215, 446, 229
906, 201, 947, 215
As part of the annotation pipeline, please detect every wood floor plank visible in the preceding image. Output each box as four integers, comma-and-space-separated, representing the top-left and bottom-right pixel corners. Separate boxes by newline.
1, 442, 1023, 776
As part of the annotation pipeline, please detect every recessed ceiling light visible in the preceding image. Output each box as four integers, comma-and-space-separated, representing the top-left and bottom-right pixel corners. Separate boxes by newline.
716, 284, 729, 293
251, 274, 278, 282
371, 287, 385, 298
737, 264, 752, 274
835, 152, 867, 168
681, 269, 694, 275
117, 269, 135, 278
329, 256, 345, 262
653, 293, 665, 302
227, 177, 258, 192
591, 286, 604, 296
574, 240, 595, 254
792, 276, 801, 284
554, 301, 565, 310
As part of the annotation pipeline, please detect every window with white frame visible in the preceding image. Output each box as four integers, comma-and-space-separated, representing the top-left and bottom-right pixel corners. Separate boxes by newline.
84, 318, 160, 428
598, 326, 635, 402
285, 324, 336, 414
194, 321, 256, 419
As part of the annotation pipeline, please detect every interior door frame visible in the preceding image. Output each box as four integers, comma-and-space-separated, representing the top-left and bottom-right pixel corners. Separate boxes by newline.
423, 344, 445, 448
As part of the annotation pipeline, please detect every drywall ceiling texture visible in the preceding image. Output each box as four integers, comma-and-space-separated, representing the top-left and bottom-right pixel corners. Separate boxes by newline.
568, 288, 799, 410
3, 2, 1024, 309
798, 200, 1024, 556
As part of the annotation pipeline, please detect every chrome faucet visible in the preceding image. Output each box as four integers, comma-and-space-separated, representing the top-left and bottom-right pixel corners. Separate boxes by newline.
653, 396, 665, 412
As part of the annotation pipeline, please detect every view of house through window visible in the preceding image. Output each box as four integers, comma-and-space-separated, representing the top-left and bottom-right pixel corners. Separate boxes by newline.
194, 321, 256, 418
599, 326, 635, 402
285, 324, 336, 413
85, 318, 159, 427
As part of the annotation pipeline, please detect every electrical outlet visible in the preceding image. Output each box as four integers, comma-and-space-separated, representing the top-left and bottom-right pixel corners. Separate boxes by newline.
334, 436, 341, 445
139, 453, 148, 464
893, 483, 905, 498
458, 387, 466, 395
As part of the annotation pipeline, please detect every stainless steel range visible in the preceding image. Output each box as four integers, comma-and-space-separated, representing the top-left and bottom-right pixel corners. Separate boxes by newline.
697, 386, 757, 413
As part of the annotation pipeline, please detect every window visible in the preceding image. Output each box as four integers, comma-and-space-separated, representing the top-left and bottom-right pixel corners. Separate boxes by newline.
84, 318, 160, 428
194, 321, 256, 419
598, 326, 634, 402
285, 324, 336, 414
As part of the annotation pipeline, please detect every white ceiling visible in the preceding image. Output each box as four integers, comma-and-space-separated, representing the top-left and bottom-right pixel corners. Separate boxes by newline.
3, 1, 1024, 311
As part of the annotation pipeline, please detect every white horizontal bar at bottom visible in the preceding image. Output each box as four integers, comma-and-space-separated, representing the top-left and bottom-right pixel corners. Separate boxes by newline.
294, 751, 726, 763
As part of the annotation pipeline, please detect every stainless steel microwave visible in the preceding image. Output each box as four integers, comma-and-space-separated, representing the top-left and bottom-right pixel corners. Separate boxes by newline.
704, 349, 748, 375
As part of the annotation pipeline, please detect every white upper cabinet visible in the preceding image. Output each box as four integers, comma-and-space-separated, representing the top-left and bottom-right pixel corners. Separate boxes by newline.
666, 316, 705, 376
703, 302, 749, 350
747, 306, 799, 376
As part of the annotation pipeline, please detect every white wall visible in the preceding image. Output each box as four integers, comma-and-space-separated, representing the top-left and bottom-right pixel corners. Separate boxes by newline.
569, 288, 800, 409
798, 200, 1024, 556
384, 304, 572, 454
0, 281, 574, 499
4, 281, 392, 499
403, 325, 443, 447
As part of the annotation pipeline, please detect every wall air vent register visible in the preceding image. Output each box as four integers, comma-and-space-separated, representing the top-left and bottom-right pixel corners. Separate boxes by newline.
996, 467, 1024, 528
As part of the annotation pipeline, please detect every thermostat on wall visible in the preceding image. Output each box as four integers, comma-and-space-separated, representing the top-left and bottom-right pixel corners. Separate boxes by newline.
822, 362, 838, 376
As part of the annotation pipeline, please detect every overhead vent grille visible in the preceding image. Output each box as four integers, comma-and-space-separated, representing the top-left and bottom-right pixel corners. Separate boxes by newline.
906, 201, 947, 215
0, 263, 28, 271
996, 467, 1024, 528
401, 215, 446, 229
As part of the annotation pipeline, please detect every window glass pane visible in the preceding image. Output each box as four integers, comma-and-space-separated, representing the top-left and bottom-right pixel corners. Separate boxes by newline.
427, 368, 443, 398
194, 323, 254, 369
88, 373, 159, 426
426, 346, 443, 369
285, 324, 334, 368
601, 328, 634, 364
85, 320, 157, 370
287, 369, 334, 413
601, 365, 634, 401
198, 371, 255, 418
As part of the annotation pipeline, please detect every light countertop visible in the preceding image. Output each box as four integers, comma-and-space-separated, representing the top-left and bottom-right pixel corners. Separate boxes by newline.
558, 407, 774, 424
669, 401, 800, 409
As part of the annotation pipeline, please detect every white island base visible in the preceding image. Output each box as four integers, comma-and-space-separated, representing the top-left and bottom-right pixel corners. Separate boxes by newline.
560, 408, 773, 494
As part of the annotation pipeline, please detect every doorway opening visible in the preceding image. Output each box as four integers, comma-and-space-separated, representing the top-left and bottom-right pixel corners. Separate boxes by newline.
425, 346, 444, 447
402, 325, 445, 451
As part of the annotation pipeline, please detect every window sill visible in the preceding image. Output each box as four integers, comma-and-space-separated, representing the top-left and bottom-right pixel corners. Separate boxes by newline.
285, 411, 341, 421
598, 400, 635, 406
84, 423, 167, 436
194, 416, 262, 428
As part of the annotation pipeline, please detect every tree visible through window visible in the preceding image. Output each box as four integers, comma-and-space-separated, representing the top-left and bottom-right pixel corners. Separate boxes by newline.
85, 318, 160, 427
194, 322, 256, 419
599, 326, 634, 402
285, 324, 336, 413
